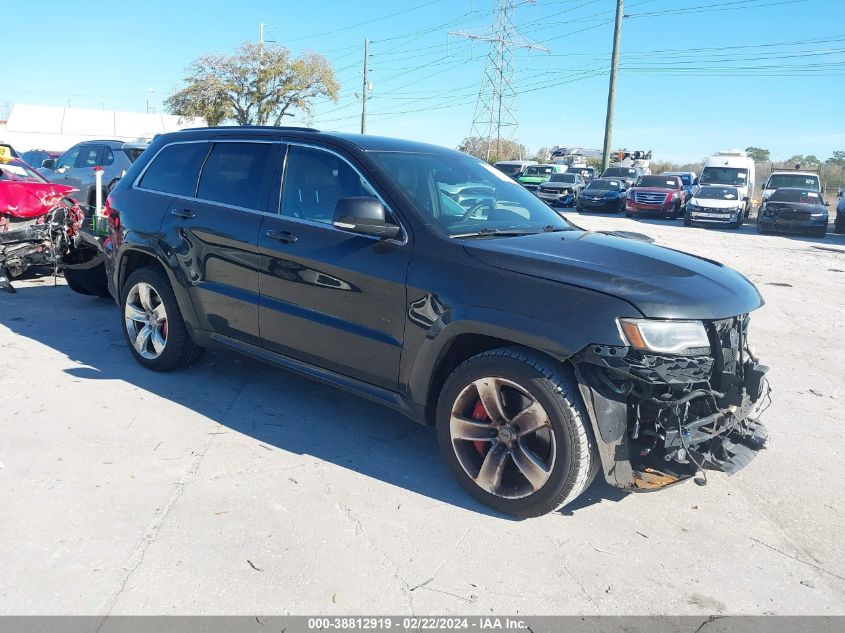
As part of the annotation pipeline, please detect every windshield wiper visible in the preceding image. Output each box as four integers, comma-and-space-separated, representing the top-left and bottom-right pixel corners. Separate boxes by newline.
541, 225, 576, 232
450, 228, 538, 239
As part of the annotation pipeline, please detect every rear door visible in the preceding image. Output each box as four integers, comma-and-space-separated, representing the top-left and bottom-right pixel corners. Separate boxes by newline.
257, 143, 411, 390
158, 140, 279, 345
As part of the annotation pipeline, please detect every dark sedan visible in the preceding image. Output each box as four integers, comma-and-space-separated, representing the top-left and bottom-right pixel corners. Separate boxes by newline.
576, 178, 626, 213
537, 172, 585, 207
757, 187, 829, 237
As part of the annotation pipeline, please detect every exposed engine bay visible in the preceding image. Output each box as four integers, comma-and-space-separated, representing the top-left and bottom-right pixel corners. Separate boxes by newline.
575, 314, 770, 490
0, 173, 84, 293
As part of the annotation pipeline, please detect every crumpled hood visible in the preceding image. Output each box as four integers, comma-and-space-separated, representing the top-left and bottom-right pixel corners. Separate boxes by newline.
0, 182, 76, 219
464, 230, 763, 320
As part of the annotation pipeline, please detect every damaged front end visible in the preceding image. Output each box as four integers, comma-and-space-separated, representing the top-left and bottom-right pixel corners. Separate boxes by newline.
0, 180, 84, 293
574, 315, 770, 491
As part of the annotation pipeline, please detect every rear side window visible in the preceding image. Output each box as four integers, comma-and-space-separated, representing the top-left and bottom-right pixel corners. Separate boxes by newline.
102, 148, 115, 166
139, 142, 209, 196
197, 142, 275, 210
123, 148, 146, 163
76, 146, 102, 168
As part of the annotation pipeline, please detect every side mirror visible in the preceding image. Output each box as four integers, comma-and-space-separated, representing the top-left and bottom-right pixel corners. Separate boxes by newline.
839, 188, 844, 197
333, 197, 401, 240
41, 158, 56, 170
824, 201, 830, 207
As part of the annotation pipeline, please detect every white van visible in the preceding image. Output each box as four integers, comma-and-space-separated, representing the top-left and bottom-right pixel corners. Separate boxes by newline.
699, 150, 756, 217
493, 160, 537, 179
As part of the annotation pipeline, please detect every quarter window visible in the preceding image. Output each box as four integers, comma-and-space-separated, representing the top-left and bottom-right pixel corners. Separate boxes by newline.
281, 145, 378, 224
139, 142, 210, 196
197, 142, 275, 210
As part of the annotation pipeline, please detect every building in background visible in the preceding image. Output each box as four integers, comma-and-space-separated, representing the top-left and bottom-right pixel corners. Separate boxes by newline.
0, 104, 205, 153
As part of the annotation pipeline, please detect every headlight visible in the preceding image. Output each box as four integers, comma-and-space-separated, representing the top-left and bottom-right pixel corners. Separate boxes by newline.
619, 319, 711, 354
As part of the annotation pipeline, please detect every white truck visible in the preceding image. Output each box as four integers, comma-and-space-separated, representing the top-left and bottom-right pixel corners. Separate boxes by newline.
699, 150, 756, 217
761, 166, 823, 204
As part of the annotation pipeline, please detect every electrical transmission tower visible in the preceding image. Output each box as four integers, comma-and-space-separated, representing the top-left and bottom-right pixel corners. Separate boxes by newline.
451, 0, 547, 161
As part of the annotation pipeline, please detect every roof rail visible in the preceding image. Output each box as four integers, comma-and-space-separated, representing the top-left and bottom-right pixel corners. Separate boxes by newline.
181, 125, 320, 133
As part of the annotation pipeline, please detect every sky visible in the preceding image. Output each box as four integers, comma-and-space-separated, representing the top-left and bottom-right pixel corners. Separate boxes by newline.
2, 0, 843, 162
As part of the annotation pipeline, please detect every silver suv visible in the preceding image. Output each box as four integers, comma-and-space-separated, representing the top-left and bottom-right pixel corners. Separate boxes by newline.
42, 140, 147, 211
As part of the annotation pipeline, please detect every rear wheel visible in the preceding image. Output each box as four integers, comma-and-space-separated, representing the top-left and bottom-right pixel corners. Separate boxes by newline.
757, 217, 769, 234
436, 347, 598, 518
813, 226, 828, 238
121, 267, 205, 371
835, 217, 845, 234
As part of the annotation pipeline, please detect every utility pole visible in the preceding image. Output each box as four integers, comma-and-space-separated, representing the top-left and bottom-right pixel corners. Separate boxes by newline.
451, 1, 547, 162
259, 22, 265, 45
361, 38, 369, 134
601, 0, 624, 172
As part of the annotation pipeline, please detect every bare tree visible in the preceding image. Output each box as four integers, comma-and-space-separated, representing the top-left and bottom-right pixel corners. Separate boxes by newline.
165, 42, 340, 126
458, 136, 527, 163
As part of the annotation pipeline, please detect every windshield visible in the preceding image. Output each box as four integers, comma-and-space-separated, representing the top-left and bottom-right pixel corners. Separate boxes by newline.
371, 152, 573, 236
494, 163, 523, 177
586, 179, 621, 191
0, 158, 47, 183
665, 173, 692, 185
637, 175, 677, 188
700, 167, 748, 186
769, 189, 822, 204
549, 174, 578, 183
695, 186, 739, 200
21, 151, 48, 168
766, 173, 820, 191
523, 165, 554, 177
603, 167, 636, 177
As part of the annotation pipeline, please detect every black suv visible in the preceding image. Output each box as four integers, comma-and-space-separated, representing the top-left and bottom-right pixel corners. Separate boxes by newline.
104, 127, 770, 517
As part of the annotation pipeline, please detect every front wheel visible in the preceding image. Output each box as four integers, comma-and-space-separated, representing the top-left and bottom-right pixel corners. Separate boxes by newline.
121, 267, 205, 371
436, 347, 598, 518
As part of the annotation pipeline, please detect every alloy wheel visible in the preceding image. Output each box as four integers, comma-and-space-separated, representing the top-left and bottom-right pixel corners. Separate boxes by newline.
124, 282, 168, 360
449, 377, 556, 499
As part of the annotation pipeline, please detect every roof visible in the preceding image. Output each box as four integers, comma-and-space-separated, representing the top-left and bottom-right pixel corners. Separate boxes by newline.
153, 126, 467, 157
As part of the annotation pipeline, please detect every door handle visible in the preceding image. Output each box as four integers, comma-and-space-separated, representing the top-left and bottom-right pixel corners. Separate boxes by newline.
265, 229, 298, 244
170, 208, 196, 219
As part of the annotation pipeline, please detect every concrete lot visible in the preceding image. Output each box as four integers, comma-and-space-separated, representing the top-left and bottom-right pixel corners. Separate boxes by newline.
1, 214, 844, 615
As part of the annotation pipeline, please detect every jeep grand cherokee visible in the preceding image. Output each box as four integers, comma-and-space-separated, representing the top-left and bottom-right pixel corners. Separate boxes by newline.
102, 126, 770, 517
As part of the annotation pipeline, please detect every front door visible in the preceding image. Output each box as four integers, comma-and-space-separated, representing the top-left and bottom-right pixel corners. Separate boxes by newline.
257, 144, 411, 390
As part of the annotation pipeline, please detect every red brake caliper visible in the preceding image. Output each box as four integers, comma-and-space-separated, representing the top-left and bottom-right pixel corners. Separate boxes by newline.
471, 399, 489, 456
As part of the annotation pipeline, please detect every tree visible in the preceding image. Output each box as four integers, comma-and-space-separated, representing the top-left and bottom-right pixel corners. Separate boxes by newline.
804, 155, 820, 165
826, 151, 845, 167
785, 154, 805, 166
458, 136, 527, 163
745, 146, 770, 163
165, 42, 339, 126
532, 147, 551, 163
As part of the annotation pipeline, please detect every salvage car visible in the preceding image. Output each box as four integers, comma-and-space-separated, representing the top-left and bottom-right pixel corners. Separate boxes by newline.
41, 140, 148, 214
517, 164, 566, 193
757, 187, 829, 237
685, 186, 745, 229
0, 154, 84, 292
576, 178, 626, 213
835, 191, 845, 234
625, 175, 686, 219
103, 126, 770, 517
537, 172, 585, 207
662, 171, 697, 202
600, 165, 640, 189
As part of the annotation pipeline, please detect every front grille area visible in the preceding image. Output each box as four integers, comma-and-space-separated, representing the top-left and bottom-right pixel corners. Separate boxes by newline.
634, 191, 667, 205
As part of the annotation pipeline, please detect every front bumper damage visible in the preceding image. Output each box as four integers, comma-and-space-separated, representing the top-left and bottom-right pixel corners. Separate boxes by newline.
0, 198, 84, 293
573, 315, 770, 491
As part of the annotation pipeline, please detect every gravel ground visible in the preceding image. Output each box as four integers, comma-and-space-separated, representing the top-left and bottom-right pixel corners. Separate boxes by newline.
0, 214, 843, 615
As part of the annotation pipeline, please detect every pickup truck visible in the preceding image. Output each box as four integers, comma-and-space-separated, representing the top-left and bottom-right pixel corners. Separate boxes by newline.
624, 174, 686, 219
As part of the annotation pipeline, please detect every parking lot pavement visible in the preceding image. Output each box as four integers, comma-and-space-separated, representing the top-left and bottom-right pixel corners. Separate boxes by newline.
1, 216, 844, 616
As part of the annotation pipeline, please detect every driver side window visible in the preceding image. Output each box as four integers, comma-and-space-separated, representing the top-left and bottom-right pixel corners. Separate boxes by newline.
281, 145, 377, 224
56, 147, 80, 170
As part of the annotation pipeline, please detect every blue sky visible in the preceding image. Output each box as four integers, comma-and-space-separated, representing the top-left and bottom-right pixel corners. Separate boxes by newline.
2, 0, 843, 162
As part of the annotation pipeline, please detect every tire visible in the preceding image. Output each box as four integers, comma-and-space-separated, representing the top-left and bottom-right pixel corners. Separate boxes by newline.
121, 266, 205, 371
757, 218, 769, 234
576, 205, 583, 213
436, 347, 599, 518
835, 218, 845, 234
733, 214, 743, 230
684, 214, 692, 227
63, 262, 111, 298
813, 226, 828, 238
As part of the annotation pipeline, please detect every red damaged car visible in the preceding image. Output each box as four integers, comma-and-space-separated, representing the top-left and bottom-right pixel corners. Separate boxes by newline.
0, 153, 85, 293
625, 174, 687, 219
